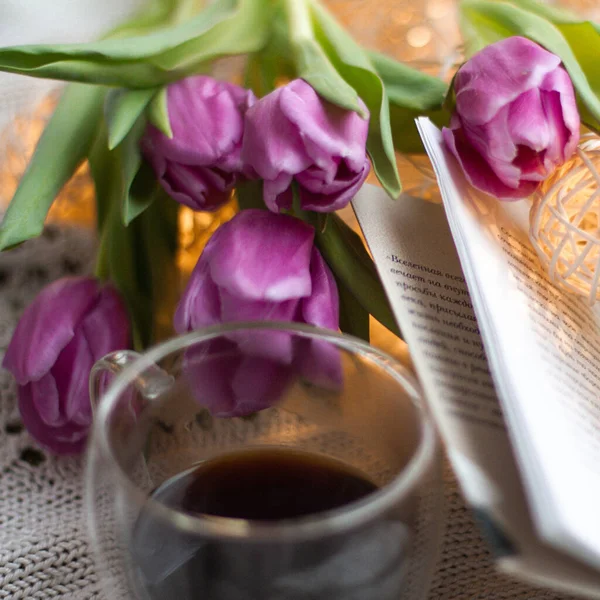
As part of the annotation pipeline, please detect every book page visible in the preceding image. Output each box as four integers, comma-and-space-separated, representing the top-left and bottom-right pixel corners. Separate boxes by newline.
415, 119, 600, 571
353, 187, 526, 524
353, 184, 600, 596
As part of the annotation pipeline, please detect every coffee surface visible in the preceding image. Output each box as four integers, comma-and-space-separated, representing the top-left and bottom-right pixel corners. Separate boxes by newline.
131, 449, 409, 600
176, 447, 378, 520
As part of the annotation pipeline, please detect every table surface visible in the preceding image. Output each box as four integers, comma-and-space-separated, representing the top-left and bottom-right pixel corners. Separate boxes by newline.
0, 0, 595, 597
0, 190, 578, 600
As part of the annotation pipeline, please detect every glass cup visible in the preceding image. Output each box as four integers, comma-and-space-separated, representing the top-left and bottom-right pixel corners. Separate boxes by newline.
85, 322, 443, 600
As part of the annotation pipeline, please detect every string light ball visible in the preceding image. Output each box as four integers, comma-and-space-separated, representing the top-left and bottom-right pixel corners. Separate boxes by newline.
529, 134, 600, 305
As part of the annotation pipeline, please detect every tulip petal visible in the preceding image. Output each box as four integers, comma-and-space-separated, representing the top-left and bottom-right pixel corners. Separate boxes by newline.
81, 285, 131, 361
19, 384, 88, 455
219, 291, 300, 323
443, 125, 539, 200
460, 110, 523, 189
3, 277, 100, 385
298, 338, 344, 391
50, 328, 94, 426
512, 145, 548, 182
174, 256, 221, 333
219, 290, 300, 363
184, 341, 241, 417
142, 76, 254, 212
242, 86, 313, 180
263, 172, 294, 213
30, 372, 61, 427
206, 210, 315, 302
162, 77, 254, 170
539, 90, 570, 169
507, 88, 551, 154
146, 149, 233, 212
280, 80, 370, 173
301, 248, 339, 330
297, 160, 370, 212
455, 37, 561, 126
540, 67, 580, 161
230, 355, 292, 416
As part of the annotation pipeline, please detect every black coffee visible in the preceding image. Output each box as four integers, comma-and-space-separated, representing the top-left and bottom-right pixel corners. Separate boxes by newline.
132, 449, 409, 600
174, 448, 378, 520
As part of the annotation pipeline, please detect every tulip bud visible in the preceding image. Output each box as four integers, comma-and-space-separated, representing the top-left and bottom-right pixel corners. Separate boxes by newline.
2, 277, 131, 454
175, 209, 341, 416
443, 36, 580, 200
242, 79, 370, 213
142, 76, 256, 211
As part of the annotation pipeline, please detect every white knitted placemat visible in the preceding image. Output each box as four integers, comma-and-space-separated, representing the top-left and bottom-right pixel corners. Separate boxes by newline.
0, 223, 580, 600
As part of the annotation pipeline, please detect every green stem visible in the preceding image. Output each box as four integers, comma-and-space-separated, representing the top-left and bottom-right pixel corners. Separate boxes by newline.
173, 0, 205, 22
284, 0, 314, 44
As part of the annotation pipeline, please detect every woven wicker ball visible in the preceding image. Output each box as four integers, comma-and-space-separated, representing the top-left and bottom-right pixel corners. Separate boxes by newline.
529, 135, 600, 304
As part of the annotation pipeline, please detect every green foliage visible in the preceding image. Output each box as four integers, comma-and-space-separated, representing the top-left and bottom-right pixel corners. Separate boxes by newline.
336, 275, 370, 342
313, 214, 400, 337
90, 124, 178, 348
0, 0, 271, 87
369, 50, 450, 154
147, 87, 173, 138
0, 84, 105, 251
236, 179, 266, 211
105, 88, 157, 149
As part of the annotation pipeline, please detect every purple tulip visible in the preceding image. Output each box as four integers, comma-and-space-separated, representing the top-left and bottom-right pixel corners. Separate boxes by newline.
2, 277, 130, 455
175, 209, 341, 416
443, 36, 580, 200
142, 76, 256, 211
183, 339, 294, 418
241, 79, 370, 213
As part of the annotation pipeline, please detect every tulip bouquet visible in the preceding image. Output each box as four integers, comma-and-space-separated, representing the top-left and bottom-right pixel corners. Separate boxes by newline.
2, 0, 600, 453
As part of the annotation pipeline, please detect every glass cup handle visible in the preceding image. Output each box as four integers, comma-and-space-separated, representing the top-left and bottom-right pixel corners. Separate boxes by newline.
89, 350, 175, 411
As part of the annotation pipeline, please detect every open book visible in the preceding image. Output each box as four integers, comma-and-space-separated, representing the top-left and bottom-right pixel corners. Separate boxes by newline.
352, 118, 600, 598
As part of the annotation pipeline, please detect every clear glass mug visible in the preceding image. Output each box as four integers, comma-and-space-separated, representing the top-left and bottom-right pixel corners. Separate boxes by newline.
85, 322, 443, 600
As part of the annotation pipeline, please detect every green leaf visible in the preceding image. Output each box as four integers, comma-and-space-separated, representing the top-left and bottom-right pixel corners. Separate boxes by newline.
0, 0, 271, 87
106, 88, 156, 150
93, 113, 158, 227
368, 50, 448, 111
388, 105, 449, 154
309, 1, 401, 199
127, 162, 164, 224
147, 87, 172, 138
314, 214, 400, 337
236, 179, 266, 210
243, 9, 295, 97
292, 40, 364, 115
139, 192, 180, 344
97, 200, 154, 349
118, 118, 154, 226
0, 84, 105, 251
502, 0, 580, 24
154, 0, 271, 72
89, 122, 115, 236
90, 127, 151, 347
91, 127, 178, 348
460, 1, 600, 126
108, 0, 202, 39
368, 50, 449, 154
336, 275, 370, 342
